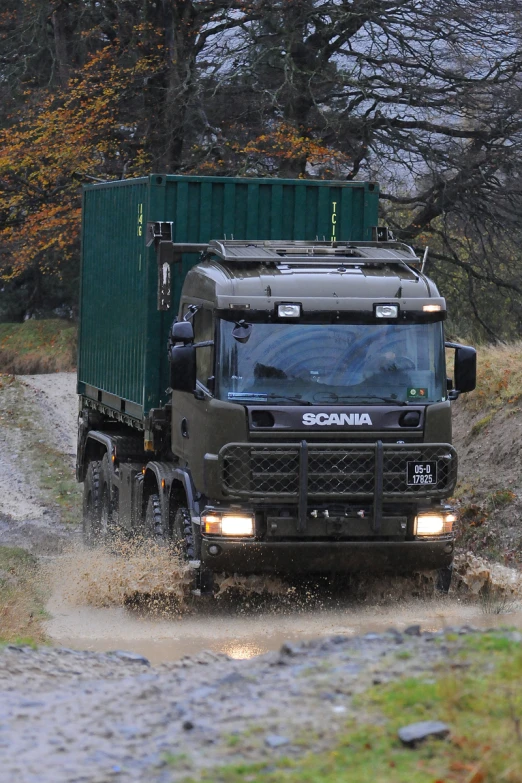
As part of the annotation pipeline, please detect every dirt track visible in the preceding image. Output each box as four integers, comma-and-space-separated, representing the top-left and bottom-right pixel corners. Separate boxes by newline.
1, 373, 522, 661
1, 373, 522, 781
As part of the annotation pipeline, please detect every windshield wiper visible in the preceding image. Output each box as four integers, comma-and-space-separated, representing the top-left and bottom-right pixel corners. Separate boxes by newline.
336, 395, 409, 406
265, 394, 313, 405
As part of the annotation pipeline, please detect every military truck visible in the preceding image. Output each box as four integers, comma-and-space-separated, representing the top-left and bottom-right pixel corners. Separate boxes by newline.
76, 174, 476, 591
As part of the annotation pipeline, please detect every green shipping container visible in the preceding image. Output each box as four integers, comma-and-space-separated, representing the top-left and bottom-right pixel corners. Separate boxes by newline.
78, 174, 380, 421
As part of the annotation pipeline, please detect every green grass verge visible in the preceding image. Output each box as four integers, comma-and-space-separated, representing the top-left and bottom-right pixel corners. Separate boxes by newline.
0, 319, 76, 373
0, 546, 47, 646
185, 633, 522, 783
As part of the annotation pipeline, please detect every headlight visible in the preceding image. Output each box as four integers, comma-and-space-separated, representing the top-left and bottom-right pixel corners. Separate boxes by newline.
221, 515, 254, 536
201, 512, 254, 536
414, 512, 455, 536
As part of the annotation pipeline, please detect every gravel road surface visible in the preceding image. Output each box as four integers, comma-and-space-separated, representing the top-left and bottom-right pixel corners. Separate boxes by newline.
0, 626, 497, 783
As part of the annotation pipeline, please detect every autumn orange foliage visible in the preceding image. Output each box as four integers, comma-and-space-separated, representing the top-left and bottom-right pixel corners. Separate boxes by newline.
239, 123, 350, 169
0, 45, 156, 281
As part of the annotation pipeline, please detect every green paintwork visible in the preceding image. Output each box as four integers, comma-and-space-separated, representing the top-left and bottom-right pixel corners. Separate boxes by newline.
424, 401, 452, 444
180, 257, 445, 313
78, 174, 379, 418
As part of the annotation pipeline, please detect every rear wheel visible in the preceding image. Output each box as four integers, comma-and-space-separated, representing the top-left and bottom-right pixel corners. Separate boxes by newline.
145, 494, 167, 541
99, 454, 117, 541
82, 459, 101, 546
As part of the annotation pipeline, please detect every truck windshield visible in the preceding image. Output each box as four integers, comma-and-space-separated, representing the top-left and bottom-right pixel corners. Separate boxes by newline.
217, 321, 446, 405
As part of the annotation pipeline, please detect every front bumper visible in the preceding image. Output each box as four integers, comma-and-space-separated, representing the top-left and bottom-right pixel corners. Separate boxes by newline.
201, 537, 454, 574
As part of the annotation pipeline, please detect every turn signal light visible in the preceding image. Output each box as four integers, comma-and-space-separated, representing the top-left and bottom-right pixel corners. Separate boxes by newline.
202, 514, 221, 535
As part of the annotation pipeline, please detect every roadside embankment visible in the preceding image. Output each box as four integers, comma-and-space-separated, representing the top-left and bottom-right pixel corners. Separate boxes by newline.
452, 341, 522, 565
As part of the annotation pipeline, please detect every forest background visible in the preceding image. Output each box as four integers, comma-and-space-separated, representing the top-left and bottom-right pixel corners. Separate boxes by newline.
1, 0, 522, 342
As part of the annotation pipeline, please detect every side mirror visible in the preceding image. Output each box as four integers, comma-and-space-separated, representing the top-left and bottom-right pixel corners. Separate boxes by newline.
170, 321, 194, 345
169, 345, 196, 393
445, 342, 477, 398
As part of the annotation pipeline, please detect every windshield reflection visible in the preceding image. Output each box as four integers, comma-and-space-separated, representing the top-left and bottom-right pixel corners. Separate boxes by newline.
217, 322, 445, 405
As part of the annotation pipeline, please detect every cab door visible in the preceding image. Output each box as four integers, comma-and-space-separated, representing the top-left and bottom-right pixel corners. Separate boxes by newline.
171, 305, 214, 465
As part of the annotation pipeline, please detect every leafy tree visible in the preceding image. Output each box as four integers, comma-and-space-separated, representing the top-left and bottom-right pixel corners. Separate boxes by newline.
1, 0, 522, 338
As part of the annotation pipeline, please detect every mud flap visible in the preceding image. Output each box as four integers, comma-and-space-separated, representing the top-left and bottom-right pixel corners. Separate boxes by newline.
189, 560, 215, 596
436, 564, 453, 594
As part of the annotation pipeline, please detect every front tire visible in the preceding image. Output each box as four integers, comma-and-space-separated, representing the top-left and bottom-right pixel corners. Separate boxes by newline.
174, 506, 195, 559
174, 506, 214, 594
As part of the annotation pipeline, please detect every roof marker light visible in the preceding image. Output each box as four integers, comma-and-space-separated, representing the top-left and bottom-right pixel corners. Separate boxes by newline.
375, 304, 398, 318
277, 303, 301, 318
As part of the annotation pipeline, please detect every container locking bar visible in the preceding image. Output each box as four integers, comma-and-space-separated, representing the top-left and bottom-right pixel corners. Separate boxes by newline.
147, 222, 174, 310
146, 222, 211, 310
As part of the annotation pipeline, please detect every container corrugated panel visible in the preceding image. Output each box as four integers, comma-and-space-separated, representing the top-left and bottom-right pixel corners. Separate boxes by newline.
78, 174, 379, 420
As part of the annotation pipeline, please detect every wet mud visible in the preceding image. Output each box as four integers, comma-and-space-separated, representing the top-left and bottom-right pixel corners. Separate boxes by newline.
44, 543, 522, 664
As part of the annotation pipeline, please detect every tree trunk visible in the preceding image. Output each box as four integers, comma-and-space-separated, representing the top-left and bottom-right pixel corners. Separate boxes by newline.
51, 2, 71, 86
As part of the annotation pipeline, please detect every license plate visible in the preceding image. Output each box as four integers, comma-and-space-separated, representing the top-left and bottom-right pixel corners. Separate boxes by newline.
407, 461, 437, 485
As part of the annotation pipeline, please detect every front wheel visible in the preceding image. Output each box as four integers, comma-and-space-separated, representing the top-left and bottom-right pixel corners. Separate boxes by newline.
173, 506, 213, 594
174, 506, 195, 559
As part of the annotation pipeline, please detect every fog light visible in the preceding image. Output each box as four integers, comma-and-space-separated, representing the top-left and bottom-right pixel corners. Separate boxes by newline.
202, 514, 221, 535
221, 515, 254, 536
423, 304, 442, 312
414, 513, 445, 536
208, 544, 221, 556
443, 513, 457, 533
375, 304, 398, 318
277, 303, 301, 318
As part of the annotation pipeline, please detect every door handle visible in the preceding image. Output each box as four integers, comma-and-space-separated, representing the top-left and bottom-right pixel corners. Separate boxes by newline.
181, 418, 189, 439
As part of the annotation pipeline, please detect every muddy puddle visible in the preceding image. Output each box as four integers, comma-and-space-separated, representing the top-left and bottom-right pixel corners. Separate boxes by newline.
46, 593, 522, 664
43, 545, 522, 664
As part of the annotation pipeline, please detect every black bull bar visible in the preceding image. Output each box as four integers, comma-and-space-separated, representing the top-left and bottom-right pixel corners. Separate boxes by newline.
219, 441, 458, 532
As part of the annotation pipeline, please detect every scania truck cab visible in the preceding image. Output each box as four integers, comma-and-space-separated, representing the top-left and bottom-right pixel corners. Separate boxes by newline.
78, 232, 476, 588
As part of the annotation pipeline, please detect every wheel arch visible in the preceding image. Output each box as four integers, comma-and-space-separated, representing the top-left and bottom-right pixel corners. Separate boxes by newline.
142, 463, 198, 533
81, 432, 112, 481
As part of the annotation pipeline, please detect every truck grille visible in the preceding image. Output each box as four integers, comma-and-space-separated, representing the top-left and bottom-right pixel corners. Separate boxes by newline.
220, 443, 457, 499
